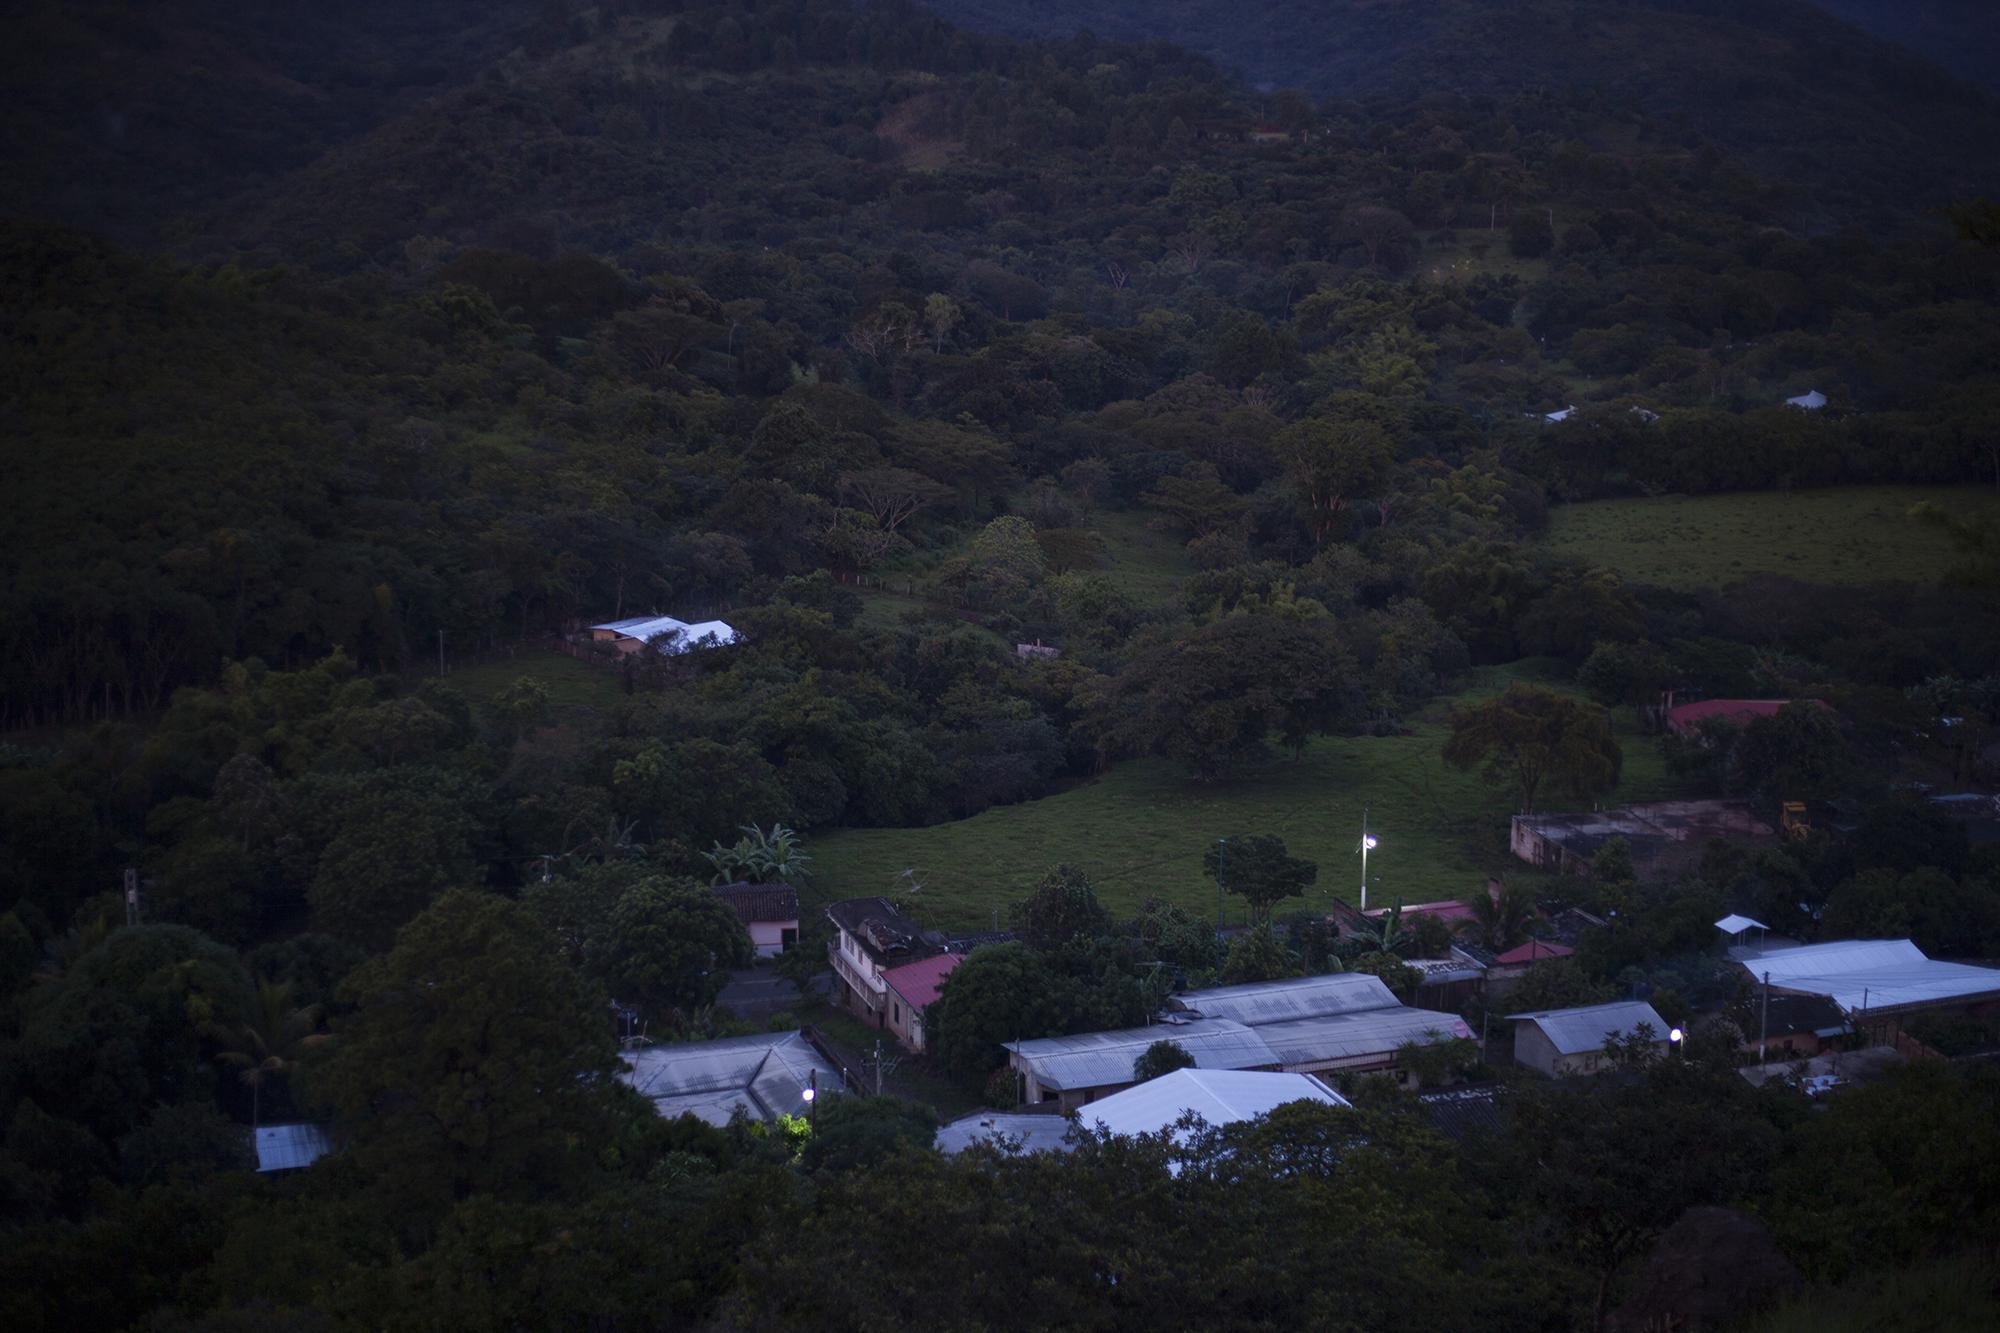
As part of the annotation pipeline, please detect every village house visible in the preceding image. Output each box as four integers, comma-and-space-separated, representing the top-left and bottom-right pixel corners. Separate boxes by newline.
935, 1110, 1077, 1156
1075, 1067, 1348, 1145
250, 1123, 332, 1174
712, 882, 799, 958
824, 897, 948, 1028
1665, 697, 1824, 739
1007, 972, 1473, 1110
880, 951, 964, 1054
1743, 994, 1853, 1060
618, 1030, 841, 1126
1507, 1000, 1671, 1076
586, 614, 738, 655
1735, 938, 2000, 1046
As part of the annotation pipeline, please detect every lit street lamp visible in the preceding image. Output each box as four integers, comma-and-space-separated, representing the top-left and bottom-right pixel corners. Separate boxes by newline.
1357, 807, 1378, 911
802, 1070, 817, 1130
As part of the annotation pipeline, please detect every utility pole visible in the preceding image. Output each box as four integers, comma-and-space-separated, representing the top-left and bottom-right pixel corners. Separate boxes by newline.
438, 628, 446, 677
123, 867, 139, 927
805, 1069, 817, 1130
1759, 970, 1771, 1067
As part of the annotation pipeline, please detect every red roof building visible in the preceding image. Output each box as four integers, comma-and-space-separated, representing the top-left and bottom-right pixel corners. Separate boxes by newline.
880, 952, 965, 1054
1493, 939, 1574, 967
1666, 699, 1826, 738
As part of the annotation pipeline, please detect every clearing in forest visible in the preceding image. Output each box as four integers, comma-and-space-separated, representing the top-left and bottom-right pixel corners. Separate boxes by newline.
811, 672, 1685, 933
1541, 486, 1997, 589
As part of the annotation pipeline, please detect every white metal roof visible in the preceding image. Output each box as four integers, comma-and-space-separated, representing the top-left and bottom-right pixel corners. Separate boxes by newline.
1252, 1007, 1473, 1069
1715, 914, 1770, 935
1784, 389, 1827, 409
934, 1112, 1078, 1156
619, 1030, 840, 1125
1005, 1019, 1280, 1092
252, 1122, 333, 1173
1172, 972, 1400, 1025
1078, 1068, 1349, 1142
1741, 939, 2000, 1015
1505, 1001, 1669, 1056
590, 615, 738, 650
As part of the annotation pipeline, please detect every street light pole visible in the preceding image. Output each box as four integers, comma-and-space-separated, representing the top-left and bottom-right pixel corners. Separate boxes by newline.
804, 1069, 817, 1130
1358, 807, 1377, 912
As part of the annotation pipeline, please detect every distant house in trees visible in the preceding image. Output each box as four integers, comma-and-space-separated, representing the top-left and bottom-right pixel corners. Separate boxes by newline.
1247, 123, 1295, 144
935, 1110, 1077, 1156
1743, 994, 1853, 1060
1076, 1068, 1348, 1146
1665, 697, 1826, 738
825, 897, 948, 1029
619, 1030, 842, 1125
1015, 639, 1060, 661
587, 614, 738, 655
1784, 389, 1827, 409
251, 1122, 332, 1173
1542, 405, 1578, 423
880, 952, 964, 1053
712, 882, 799, 958
1507, 1000, 1670, 1076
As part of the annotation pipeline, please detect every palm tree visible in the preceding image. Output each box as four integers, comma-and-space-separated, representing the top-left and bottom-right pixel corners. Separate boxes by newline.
1455, 882, 1535, 953
1365, 903, 1407, 955
704, 823, 813, 885
208, 977, 329, 1127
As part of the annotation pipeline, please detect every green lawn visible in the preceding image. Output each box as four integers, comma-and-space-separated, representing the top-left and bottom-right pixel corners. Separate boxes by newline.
1542, 486, 1998, 589
810, 668, 1685, 933
443, 648, 625, 721
1089, 508, 1194, 613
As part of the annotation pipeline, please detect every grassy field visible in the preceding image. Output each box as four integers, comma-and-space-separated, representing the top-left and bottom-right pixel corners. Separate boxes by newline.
810, 666, 1685, 933
1089, 508, 1194, 612
1542, 486, 1998, 589
444, 648, 625, 721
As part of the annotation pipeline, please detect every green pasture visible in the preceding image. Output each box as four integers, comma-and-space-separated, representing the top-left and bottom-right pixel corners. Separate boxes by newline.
1542, 486, 1997, 589
810, 670, 1686, 933
444, 648, 625, 721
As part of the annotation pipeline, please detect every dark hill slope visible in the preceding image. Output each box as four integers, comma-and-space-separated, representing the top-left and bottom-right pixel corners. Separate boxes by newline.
2, 0, 548, 242
920, 0, 2000, 216
1805, 1, 2000, 94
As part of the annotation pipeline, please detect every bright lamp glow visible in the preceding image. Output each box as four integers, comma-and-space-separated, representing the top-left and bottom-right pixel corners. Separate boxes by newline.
1362, 836, 1378, 850
1669, 1027, 1684, 1043
800, 1087, 816, 1102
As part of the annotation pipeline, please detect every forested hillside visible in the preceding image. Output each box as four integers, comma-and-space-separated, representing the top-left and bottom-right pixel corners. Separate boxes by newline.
921, 0, 2000, 217
4, 1, 2000, 1327
1807, 0, 2000, 91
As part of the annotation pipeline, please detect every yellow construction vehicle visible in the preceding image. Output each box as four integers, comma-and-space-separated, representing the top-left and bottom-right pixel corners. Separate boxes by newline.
1780, 801, 1810, 841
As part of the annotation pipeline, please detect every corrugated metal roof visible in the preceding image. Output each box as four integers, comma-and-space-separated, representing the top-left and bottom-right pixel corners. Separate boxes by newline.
1743, 938, 2000, 1014
1172, 972, 1400, 1025
1505, 1001, 1668, 1055
1253, 1007, 1472, 1068
1006, 1019, 1280, 1091
1078, 1068, 1349, 1141
252, 1122, 332, 1173
935, 1112, 1077, 1156
591, 615, 738, 650
619, 1030, 841, 1125
1493, 939, 1573, 966
1715, 914, 1769, 935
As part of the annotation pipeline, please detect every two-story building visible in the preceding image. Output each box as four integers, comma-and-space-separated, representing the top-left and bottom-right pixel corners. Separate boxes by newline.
825, 897, 948, 1033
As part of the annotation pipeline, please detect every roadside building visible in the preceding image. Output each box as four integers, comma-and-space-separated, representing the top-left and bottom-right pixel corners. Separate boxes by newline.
880, 952, 963, 1054
618, 1030, 841, 1126
712, 882, 799, 958
1744, 994, 1853, 1059
824, 897, 947, 1028
1737, 938, 2000, 1043
1507, 1000, 1670, 1076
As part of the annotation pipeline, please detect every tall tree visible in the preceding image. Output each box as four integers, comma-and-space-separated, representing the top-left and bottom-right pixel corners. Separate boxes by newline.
312, 890, 626, 1215
1442, 683, 1622, 813
1203, 834, 1318, 924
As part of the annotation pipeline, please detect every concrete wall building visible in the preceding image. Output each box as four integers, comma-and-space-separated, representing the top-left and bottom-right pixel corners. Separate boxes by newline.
1508, 1000, 1670, 1076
